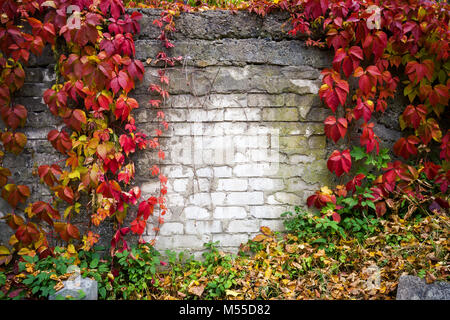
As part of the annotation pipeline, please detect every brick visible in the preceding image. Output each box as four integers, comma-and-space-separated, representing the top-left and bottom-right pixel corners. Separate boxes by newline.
211, 192, 227, 206
247, 94, 284, 107
184, 206, 210, 219
213, 166, 232, 177
288, 154, 315, 164
224, 108, 260, 121
185, 221, 222, 234
267, 194, 282, 205
233, 163, 266, 177
249, 178, 284, 191
308, 135, 326, 149
201, 123, 224, 136
259, 219, 285, 232
212, 234, 249, 247
140, 182, 160, 194
226, 192, 264, 205
206, 94, 247, 109
284, 93, 319, 108
189, 193, 212, 207
172, 178, 189, 192
166, 194, 186, 207
186, 109, 224, 122
250, 206, 287, 219
217, 178, 248, 191
197, 167, 213, 178
289, 79, 320, 94
173, 123, 191, 135
159, 223, 184, 236
194, 178, 211, 192
274, 192, 303, 205
275, 164, 305, 177
222, 123, 247, 134
226, 220, 260, 233
262, 107, 299, 121
165, 165, 194, 178
164, 109, 187, 122
153, 235, 211, 250
279, 135, 307, 147
249, 149, 280, 162
232, 135, 259, 148
213, 207, 247, 219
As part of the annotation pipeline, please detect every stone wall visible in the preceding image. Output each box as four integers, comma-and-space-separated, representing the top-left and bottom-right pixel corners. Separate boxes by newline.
0, 9, 399, 257
131, 9, 335, 257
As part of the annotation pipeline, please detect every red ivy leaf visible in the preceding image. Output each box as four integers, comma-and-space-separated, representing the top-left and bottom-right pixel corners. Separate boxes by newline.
1, 184, 30, 208
0, 104, 27, 130
393, 136, 420, 159
324, 116, 347, 143
327, 149, 351, 177
402, 104, 427, 129
354, 99, 374, 123
47, 130, 72, 154
130, 218, 146, 235
119, 134, 136, 156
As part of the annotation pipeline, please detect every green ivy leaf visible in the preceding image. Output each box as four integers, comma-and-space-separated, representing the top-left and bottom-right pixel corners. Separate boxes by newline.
350, 146, 366, 161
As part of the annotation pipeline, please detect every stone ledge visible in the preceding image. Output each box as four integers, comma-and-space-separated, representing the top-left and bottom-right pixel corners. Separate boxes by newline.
396, 275, 450, 300
129, 8, 301, 41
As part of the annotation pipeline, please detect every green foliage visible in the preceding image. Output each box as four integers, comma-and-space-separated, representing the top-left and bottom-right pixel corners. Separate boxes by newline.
164, 241, 242, 299
103, 243, 162, 299
282, 205, 383, 245
282, 206, 346, 242
18, 248, 75, 299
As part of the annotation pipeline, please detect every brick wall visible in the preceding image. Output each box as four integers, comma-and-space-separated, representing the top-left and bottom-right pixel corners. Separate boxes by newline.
132, 9, 333, 257
1, 9, 401, 257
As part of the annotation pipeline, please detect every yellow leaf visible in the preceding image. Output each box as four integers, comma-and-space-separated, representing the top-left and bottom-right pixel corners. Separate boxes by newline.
188, 285, 205, 297
0, 245, 10, 255
264, 267, 272, 279
252, 234, 267, 242
320, 186, 333, 195
68, 169, 80, 180
18, 248, 35, 256
313, 249, 326, 258
285, 244, 297, 253
9, 235, 18, 246
260, 226, 273, 236
225, 290, 240, 297
64, 206, 73, 219
67, 244, 76, 254
54, 281, 64, 292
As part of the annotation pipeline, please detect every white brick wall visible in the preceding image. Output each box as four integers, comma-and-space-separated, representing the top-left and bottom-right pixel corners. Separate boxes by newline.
214, 207, 247, 219
138, 59, 330, 257
217, 178, 248, 191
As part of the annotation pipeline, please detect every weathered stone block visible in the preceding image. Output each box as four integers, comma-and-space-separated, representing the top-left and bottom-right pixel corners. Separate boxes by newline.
247, 94, 284, 107
212, 234, 249, 247
250, 206, 287, 219
184, 206, 210, 220
159, 222, 184, 236
227, 219, 260, 233
396, 275, 450, 300
214, 207, 247, 219
262, 108, 299, 121
226, 192, 264, 205
217, 178, 248, 191
186, 221, 222, 234
249, 178, 284, 191
49, 275, 97, 300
